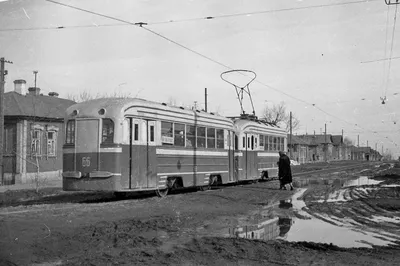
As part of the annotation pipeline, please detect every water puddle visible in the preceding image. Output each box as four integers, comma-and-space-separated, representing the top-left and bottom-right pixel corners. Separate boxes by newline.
225, 188, 399, 248
343, 176, 383, 187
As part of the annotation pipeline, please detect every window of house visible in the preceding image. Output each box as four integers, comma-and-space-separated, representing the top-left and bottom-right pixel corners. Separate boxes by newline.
102, 119, 114, 143
3, 126, 16, 155
47, 131, 57, 156
31, 129, 42, 155
186, 125, 196, 147
161, 121, 174, 145
65, 120, 75, 144
197, 126, 206, 148
216, 129, 224, 149
207, 128, 215, 148
174, 123, 185, 147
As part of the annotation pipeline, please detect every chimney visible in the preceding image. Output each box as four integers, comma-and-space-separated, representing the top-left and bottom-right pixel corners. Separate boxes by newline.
48, 92, 59, 97
28, 87, 41, 96
13, 79, 27, 95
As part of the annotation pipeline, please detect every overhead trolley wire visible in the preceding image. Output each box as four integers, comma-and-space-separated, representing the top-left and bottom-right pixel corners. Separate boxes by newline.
382, 4, 391, 96
384, 3, 399, 98
43, 0, 399, 148
1, 0, 379, 32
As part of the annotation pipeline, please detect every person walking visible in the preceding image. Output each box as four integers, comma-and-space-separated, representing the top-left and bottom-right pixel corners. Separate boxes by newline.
278, 151, 294, 190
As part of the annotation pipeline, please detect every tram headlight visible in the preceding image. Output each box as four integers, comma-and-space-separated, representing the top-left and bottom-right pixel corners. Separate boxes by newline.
98, 108, 106, 115
72, 110, 79, 116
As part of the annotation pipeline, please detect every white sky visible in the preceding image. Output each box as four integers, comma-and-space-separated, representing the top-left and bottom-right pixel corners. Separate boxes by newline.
0, 0, 399, 157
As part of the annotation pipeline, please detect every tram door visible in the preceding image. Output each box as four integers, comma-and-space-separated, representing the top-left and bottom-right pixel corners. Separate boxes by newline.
233, 134, 239, 181
244, 133, 258, 179
129, 119, 157, 188
228, 131, 235, 182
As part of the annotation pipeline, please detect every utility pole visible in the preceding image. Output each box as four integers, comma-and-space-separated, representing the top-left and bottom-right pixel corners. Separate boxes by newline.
324, 123, 327, 162
204, 88, 208, 112
289, 111, 292, 158
0, 57, 13, 184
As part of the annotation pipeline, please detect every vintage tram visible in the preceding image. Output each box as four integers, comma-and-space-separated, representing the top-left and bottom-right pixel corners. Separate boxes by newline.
62, 98, 287, 197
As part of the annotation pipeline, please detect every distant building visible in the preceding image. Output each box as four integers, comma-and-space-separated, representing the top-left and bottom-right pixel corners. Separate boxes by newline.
1, 79, 75, 185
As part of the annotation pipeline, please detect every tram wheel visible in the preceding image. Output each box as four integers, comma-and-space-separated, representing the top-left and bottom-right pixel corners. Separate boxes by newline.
155, 187, 169, 198
198, 185, 210, 191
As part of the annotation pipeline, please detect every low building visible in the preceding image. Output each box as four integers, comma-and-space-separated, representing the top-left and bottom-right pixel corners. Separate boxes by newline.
1, 79, 75, 185
287, 135, 311, 163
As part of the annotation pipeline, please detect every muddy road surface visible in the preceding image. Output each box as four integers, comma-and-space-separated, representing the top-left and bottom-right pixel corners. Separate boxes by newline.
1, 161, 400, 266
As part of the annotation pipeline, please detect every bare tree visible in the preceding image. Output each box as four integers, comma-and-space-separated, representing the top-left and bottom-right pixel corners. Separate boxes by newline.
343, 137, 353, 146
67, 89, 138, 103
262, 101, 300, 131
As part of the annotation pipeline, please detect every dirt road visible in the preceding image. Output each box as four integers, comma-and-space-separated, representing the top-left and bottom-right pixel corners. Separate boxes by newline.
1, 161, 399, 265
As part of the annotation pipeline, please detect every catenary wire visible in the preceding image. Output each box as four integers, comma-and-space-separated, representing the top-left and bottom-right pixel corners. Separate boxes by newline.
0, 0, 379, 32
42, 0, 399, 148
384, 3, 399, 98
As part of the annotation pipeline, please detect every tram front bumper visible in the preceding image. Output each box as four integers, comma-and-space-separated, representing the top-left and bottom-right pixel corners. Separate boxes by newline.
62, 171, 116, 179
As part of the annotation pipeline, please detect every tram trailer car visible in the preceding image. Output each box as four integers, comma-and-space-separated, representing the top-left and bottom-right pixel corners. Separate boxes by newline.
62, 98, 286, 197
232, 117, 287, 181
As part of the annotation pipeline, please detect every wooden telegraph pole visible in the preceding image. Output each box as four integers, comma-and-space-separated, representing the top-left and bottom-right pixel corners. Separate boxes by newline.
0, 57, 13, 184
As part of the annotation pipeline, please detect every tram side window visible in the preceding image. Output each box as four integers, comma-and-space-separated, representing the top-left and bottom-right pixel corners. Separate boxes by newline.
161, 121, 174, 145
216, 129, 224, 149
281, 137, 285, 151
270, 136, 273, 150
102, 119, 114, 143
174, 123, 185, 147
260, 134, 264, 148
242, 136, 245, 148
235, 135, 239, 150
251, 135, 254, 150
134, 123, 139, 141
65, 120, 75, 144
207, 128, 215, 148
186, 125, 196, 147
264, 136, 268, 151
273, 137, 277, 151
150, 125, 155, 142
197, 127, 206, 148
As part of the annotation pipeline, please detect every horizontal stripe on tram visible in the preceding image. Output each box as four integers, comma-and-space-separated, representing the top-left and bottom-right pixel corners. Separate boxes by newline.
156, 149, 228, 156
157, 171, 229, 176
258, 167, 278, 171
63, 147, 122, 154
257, 152, 279, 157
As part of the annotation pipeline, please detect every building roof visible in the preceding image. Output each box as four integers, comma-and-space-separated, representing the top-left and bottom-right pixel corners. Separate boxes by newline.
287, 135, 310, 145
331, 135, 343, 145
4, 91, 76, 120
296, 134, 333, 145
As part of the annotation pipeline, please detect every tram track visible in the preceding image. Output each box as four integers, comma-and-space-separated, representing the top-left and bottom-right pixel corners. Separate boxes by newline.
0, 161, 384, 215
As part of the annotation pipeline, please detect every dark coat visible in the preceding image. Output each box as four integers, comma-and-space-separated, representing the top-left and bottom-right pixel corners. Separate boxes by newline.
278, 154, 292, 184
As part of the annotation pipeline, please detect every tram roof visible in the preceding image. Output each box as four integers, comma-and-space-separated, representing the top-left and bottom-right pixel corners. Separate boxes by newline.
233, 118, 287, 135
66, 97, 234, 127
